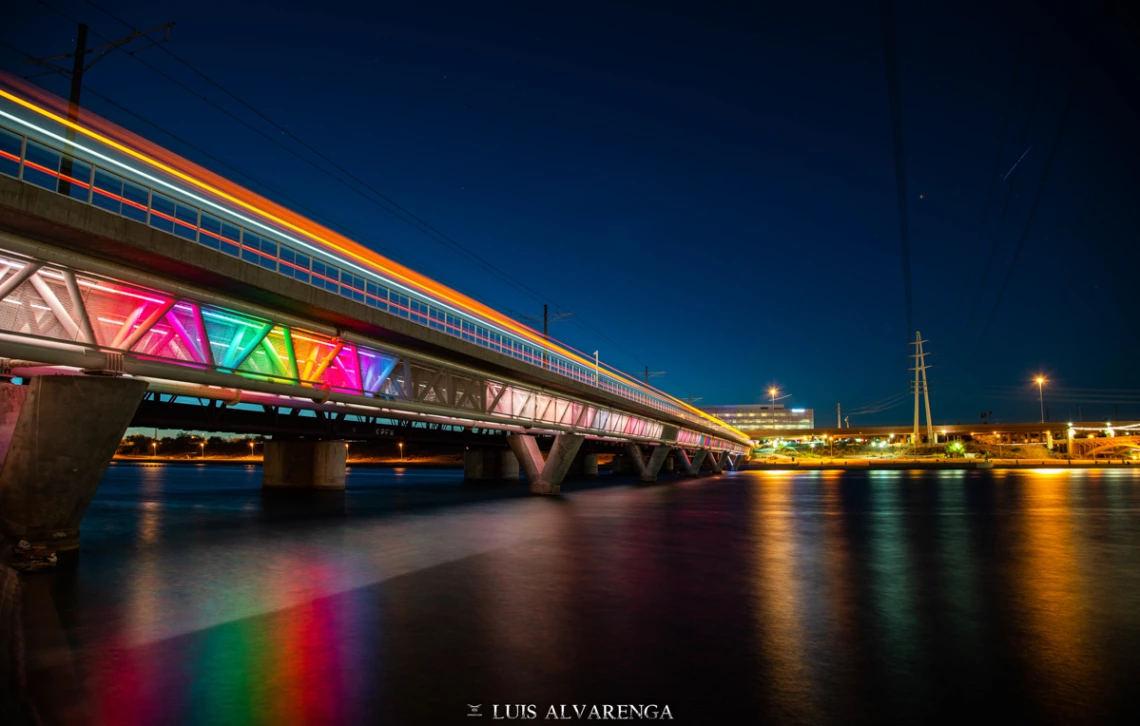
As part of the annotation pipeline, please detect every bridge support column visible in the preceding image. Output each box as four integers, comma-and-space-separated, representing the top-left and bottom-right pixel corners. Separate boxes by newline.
568, 451, 598, 478
463, 448, 519, 482
674, 448, 708, 477
0, 376, 148, 556
263, 439, 347, 490
702, 451, 726, 474
508, 434, 584, 495
609, 452, 633, 475
625, 443, 670, 483
661, 456, 675, 474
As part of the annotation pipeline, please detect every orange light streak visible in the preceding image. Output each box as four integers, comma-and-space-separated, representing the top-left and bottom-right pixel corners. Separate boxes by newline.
0, 75, 742, 438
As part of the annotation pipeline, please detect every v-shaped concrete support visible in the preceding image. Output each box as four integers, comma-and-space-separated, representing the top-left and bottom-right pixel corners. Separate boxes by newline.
508, 433, 585, 495
625, 443, 670, 483
674, 448, 709, 477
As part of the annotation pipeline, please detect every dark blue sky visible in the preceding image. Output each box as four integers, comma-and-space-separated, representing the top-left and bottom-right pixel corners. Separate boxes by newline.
4, 0, 1139, 425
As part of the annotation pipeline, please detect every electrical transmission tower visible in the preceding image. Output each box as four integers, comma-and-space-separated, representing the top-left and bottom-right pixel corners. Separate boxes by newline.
909, 331, 934, 447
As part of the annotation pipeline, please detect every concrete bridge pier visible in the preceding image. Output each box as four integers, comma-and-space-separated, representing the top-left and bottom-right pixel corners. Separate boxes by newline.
674, 448, 708, 477
0, 376, 149, 557
625, 443, 670, 483
263, 439, 347, 490
507, 433, 584, 495
567, 451, 598, 478
463, 448, 520, 482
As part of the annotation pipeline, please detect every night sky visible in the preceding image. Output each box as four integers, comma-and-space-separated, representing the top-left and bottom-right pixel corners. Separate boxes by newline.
3, 0, 1139, 426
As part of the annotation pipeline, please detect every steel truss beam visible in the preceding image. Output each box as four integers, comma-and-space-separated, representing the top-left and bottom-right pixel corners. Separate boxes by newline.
0, 247, 747, 453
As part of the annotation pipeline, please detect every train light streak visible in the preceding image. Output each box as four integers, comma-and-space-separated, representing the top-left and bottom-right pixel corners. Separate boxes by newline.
0, 75, 745, 441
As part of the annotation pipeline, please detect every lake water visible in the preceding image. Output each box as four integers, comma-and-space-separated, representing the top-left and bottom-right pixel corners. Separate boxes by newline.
18, 464, 1140, 724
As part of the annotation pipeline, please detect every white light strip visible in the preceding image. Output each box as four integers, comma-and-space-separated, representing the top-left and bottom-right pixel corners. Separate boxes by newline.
0, 108, 529, 350
1, 111, 744, 443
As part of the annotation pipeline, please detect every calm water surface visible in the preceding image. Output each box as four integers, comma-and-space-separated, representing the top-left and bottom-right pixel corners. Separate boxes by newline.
19, 464, 1140, 725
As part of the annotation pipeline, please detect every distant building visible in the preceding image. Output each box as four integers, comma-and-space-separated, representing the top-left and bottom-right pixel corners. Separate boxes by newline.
701, 404, 814, 434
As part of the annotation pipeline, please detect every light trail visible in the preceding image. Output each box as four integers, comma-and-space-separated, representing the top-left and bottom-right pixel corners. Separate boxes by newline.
0, 74, 744, 439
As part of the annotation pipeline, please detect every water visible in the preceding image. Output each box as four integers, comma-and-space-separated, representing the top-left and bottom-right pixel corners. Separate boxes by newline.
18, 465, 1140, 725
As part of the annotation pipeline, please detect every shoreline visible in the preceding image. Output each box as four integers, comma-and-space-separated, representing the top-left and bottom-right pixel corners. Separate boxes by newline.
113, 457, 1140, 472
745, 458, 1139, 470
112, 456, 463, 469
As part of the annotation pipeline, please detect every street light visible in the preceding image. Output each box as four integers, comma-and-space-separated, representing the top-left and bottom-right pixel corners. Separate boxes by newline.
1035, 376, 1046, 424
199, 441, 205, 459
248, 441, 255, 457
398, 442, 404, 461
151, 440, 157, 457
769, 387, 777, 410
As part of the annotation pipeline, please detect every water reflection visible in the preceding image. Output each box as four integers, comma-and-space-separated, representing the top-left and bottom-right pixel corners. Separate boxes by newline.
17, 465, 1140, 724
866, 473, 923, 710
751, 473, 816, 722
1014, 469, 1105, 723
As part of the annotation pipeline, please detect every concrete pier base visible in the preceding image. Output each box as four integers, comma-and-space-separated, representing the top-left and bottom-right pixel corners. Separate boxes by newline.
463, 448, 520, 482
507, 433, 584, 495
0, 376, 148, 553
609, 453, 633, 476
568, 452, 598, 478
626, 443, 670, 483
263, 439, 347, 490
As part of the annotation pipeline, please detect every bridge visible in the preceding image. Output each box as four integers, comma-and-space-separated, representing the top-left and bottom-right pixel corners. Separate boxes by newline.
0, 78, 749, 556
747, 421, 1140, 454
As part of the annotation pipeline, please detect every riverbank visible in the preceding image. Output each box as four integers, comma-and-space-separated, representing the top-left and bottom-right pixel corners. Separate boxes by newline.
744, 457, 1140, 470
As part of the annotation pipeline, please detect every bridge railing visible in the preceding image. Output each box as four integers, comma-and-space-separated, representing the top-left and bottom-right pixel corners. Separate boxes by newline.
0, 117, 742, 443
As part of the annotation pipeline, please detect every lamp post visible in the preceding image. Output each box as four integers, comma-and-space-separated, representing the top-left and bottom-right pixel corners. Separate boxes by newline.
151, 441, 157, 457
1035, 376, 1046, 424
199, 441, 205, 459
249, 441, 255, 458
398, 442, 404, 461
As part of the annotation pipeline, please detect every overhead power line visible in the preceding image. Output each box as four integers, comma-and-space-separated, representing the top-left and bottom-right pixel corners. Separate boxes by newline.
963, 16, 1056, 331
0, 36, 532, 322
879, 0, 914, 344
36, 0, 652, 369
969, 31, 1093, 360
955, 0, 1031, 325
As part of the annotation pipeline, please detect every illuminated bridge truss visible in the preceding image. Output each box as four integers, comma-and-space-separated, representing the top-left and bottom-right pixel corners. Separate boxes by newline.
0, 246, 746, 453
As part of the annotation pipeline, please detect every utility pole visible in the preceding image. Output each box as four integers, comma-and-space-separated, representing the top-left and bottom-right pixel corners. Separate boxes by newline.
22, 21, 174, 195
642, 366, 664, 385
58, 23, 88, 197
521, 304, 571, 369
